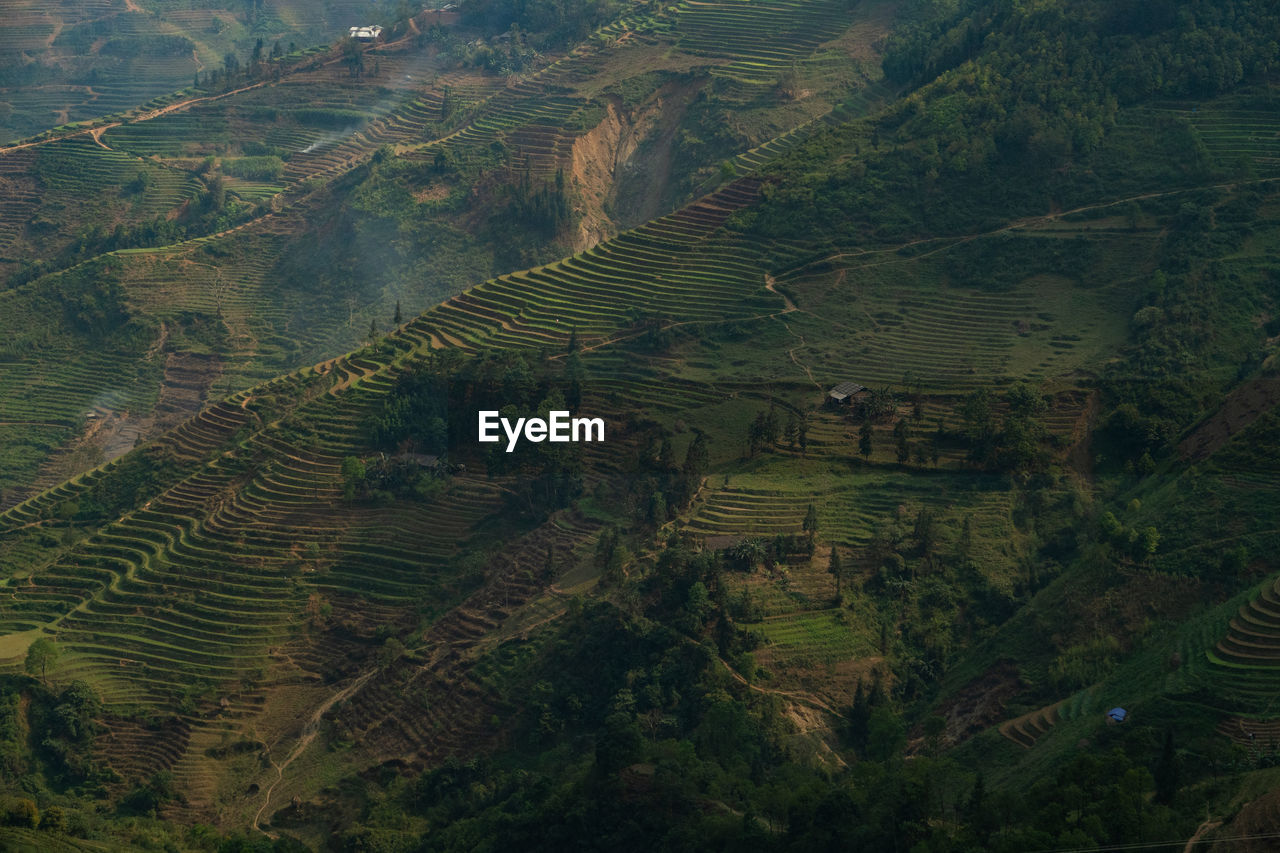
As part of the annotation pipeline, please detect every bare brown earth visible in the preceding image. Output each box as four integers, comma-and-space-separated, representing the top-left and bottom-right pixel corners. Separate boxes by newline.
928, 662, 1023, 750
570, 97, 640, 249
1180, 376, 1280, 461
1209, 788, 1280, 852
101, 350, 223, 462
0, 348, 220, 512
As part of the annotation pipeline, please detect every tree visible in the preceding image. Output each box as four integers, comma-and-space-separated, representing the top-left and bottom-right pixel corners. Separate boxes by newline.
747, 413, 768, 457
862, 386, 896, 421
866, 705, 906, 760
683, 430, 709, 481
340, 456, 366, 502
961, 388, 993, 435
894, 419, 910, 464
203, 174, 226, 211
1154, 729, 1180, 804
733, 537, 767, 572
846, 680, 870, 755
803, 503, 819, 544
859, 421, 873, 461
393, 300, 402, 325
1136, 525, 1160, 561
828, 545, 843, 599
563, 352, 586, 413
913, 508, 938, 570
25, 637, 59, 684
763, 407, 781, 446
797, 410, 809, 456
378, 637, 405, 668
657, 436, 675, 470
343, 38, 365, 78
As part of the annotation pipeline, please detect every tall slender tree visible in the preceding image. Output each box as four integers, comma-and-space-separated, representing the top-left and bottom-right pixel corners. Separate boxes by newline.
828, 545, 843, 599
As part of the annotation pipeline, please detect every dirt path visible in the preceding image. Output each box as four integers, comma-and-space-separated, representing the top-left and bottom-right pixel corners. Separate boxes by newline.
1183, 818, 1221, 852
784, 177, 1280, 281
720, 656, 839, 714
253, 668, 378, 836
0, 79, 274, 154
0, 17, 434, 156
765, 275, 822, 391
89, 126, 112, 151
547, 273, 793, 361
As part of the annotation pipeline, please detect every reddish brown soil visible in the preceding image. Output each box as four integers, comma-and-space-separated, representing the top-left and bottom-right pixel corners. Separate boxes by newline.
1180, 377, 1280, 461
928, 662, 1023, 749
1210, 788, 1280, 852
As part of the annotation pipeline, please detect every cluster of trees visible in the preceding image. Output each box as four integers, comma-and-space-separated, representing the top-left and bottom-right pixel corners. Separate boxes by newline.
841, 382, 1043, 471
1099, 509, 1161, 564
339, 454, 447, 504
317, 559, 1199, 853
364, 365, 450, 455
1097, 189, 1268, 478
740, 0, 1280, 247
54, 258, 132, 338
957, 384, 1051, 473
198, 38, 291, 90
362, 348, 600, 515
448, 29, 541, 75
0, 670, 106, 795
745, 405, 809, 457
725, 532, 814, 576
53, 445, 181, 523
462, 0, 624, 47
606, 424, 709, 530
490, 167, 573, 248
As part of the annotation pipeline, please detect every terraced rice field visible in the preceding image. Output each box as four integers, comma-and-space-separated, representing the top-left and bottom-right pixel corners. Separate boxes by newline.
0, 0, 903, 799
756, 608, 871, 664
0, 354, 489, 705
779, 243, 1134, 392
0, 159, 797, 720
0, 327, 624, 815
402, 178, 779, 351
999, 700, 1065, 748
0, 0, 392, 144
1136, 105, 1280, 176
666, 0, 856, 86
1202, 576, 1280, 716
686, 468, 1014, 557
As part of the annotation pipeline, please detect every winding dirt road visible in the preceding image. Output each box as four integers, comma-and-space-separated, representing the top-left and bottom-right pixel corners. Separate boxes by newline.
253, 668, 378, 836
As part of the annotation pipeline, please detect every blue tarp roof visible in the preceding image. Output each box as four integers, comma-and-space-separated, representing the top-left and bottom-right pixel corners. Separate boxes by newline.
1107, 707, 1127, 721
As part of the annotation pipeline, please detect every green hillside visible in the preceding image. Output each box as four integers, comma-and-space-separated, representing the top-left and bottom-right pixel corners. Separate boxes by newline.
0, 0, 394, 145
0, 0, 1279, 850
